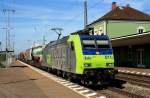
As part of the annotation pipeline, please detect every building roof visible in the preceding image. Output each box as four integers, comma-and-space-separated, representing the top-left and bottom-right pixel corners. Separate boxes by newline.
90, 6, 150, 25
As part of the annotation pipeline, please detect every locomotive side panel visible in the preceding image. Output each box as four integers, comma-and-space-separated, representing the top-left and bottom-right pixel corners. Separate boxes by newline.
49, 37, 74, 72
51, 45, 62, 70
60, 44, 70, 72
42, 45, 52, 67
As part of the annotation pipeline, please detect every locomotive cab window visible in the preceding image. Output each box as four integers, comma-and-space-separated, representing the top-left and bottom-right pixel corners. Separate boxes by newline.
96, 40, 110, 49
82, 40, 96, 49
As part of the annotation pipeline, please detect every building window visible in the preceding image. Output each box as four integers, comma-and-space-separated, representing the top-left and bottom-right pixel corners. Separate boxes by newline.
94, 31, 98, 35
99, 27, 103, 35
137, 26, 145, 34
136, 49, 145, 67
138, 29, 144, 34
128, 47, 132, 60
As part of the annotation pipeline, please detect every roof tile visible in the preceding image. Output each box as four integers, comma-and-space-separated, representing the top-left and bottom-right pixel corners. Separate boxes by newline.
91, 6, 150, 24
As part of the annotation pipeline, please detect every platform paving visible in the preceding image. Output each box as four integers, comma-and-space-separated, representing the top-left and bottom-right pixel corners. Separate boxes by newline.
0, 61, 85, 98
116, 67, 150, 76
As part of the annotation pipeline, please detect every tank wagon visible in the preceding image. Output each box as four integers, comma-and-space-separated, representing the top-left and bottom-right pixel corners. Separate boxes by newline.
19, 45, 45, 67
32, 45, 44, 66
24, 48, 32, 64
18, 52, 26, 61
42, 33, 116, 84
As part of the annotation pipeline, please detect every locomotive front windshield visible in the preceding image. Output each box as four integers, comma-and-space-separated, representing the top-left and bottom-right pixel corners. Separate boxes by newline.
96, 40, 110, 49
82, 40, 95, 49
82, 40, 111, 50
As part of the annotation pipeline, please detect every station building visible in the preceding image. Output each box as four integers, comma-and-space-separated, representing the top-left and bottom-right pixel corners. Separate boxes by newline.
88, 2, 150, 68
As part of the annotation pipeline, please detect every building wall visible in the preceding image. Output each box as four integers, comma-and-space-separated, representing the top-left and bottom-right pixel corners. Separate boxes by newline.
133, 44, 150, 68
113, 44, 150, 68
90, 20, 150, 68
144, 45, 150, 68
107, 21, 150, 38
113, 46, 131, 67
90, 21, 106, 35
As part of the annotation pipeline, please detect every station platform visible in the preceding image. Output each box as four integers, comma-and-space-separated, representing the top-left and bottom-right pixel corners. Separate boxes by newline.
0, 61, 85, 98
116, 67, 150, 76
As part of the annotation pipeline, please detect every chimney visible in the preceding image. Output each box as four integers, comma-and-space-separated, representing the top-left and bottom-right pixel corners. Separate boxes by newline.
112, 2, 117, 10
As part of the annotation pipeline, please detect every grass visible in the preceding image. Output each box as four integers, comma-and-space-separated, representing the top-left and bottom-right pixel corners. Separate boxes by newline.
0, 53, 6, 62
0, 53, 6, 68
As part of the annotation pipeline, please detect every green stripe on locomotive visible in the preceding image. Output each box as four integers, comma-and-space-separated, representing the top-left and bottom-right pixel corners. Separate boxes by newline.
68, 34, 114, 74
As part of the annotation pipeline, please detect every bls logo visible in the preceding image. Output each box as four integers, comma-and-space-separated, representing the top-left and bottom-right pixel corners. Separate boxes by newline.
105, 55, 112, 59
84, 56, 91, 60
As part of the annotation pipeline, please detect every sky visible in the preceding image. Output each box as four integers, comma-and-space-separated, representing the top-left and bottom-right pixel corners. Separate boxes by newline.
0, 0, 150, 53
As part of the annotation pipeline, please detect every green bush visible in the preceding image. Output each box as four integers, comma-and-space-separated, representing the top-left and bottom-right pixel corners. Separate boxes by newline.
0, 53, 6, 62
0, 62, 5, 68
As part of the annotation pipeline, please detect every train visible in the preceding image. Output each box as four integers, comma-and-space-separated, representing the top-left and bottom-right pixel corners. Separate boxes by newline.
19, 29, 117, 85
20, 46, 44, 66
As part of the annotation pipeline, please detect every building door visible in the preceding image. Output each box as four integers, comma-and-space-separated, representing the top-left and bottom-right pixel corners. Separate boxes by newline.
136, 49, 144, 67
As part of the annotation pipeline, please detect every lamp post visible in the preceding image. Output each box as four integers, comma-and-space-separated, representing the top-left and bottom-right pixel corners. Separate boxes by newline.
0, 41, 2, 51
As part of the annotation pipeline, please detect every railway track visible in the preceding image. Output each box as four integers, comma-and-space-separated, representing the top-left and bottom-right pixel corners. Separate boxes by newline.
108, 87, 146, 98
116, 73, 150, 88
40, 66, 150, 98
86, 79, 148, 98
96, 87, 146, 98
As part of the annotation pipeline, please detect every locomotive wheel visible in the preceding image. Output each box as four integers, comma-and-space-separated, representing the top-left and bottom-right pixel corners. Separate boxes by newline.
48, 68, 52, 73
81, 79, 88, 85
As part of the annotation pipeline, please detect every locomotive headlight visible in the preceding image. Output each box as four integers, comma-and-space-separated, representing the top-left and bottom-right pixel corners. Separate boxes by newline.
84, 63, 91, 67
106, 63, 113, 67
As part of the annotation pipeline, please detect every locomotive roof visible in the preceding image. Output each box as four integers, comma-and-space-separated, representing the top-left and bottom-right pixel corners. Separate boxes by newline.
46, 34, 109, 48
80, 35, 109, 40
46, 36, 69, 47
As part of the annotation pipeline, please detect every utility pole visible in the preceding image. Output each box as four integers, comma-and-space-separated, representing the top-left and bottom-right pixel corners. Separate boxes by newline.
84, 0, 88, 29
3, 9, 15, 66
43, 35, 46, 45
51, 28, 63, 40
11, 34, 15, 54
0, 41, 2, 51
34, 26, 46, 45
3, 9, 15, 51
